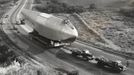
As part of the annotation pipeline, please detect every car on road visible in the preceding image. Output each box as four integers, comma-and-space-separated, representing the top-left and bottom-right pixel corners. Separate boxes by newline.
71, 49, 95, 61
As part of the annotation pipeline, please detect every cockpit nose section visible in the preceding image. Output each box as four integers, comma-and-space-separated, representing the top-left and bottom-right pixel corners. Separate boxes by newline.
60, 19, 78, 42
63, 19, 78, 38
72, 27, 78, 38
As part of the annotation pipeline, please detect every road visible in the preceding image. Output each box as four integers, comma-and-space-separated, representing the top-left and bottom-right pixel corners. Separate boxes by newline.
1, 0, 134, 75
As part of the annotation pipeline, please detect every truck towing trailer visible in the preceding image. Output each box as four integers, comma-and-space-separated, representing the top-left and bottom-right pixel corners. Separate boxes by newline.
65, 47, 127, 73
95, 57, 126, 72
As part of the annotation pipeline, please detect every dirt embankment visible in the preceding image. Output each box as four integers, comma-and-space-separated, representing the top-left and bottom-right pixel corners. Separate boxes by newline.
79, 9, 134, 52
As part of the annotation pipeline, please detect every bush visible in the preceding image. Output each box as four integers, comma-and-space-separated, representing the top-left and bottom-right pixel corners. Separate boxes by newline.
119, 6, 134, 17
0, 0, 10, 4
34, 0, 42, 4
0, 45, 17, 67
35, 0, 86, 14
0, 0, 19, 4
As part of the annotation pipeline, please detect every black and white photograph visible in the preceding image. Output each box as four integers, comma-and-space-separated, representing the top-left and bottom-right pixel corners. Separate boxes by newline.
0, 0, 134, 75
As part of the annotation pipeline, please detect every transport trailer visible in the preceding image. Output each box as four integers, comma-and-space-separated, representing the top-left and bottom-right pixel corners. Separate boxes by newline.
29, 30, 72, 47
21, 9, 78, 47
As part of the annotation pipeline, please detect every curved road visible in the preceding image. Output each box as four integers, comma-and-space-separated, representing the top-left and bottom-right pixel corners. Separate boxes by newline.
1, 0, 134, 75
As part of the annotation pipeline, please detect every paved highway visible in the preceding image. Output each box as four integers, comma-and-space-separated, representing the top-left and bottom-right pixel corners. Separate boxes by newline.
1, 0, 134, 75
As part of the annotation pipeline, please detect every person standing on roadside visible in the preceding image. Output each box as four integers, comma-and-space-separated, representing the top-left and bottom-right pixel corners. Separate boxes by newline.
126, 60, 129, 67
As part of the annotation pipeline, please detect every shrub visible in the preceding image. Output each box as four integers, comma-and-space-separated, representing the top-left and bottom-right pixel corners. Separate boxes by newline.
34, 0, 86, 14
0, 45, 17, 67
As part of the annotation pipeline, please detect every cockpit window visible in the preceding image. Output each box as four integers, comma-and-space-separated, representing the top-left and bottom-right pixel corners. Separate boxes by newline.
63, 19, 74, 29
63, 19, 69, 24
